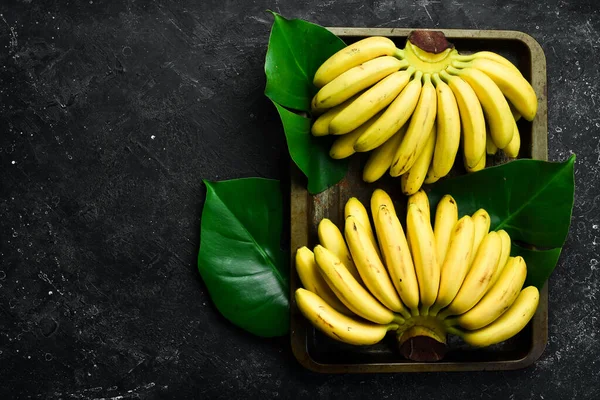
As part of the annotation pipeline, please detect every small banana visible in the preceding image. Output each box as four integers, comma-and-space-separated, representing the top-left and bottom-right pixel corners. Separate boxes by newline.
504, 117, 521, 158
370, 188, 397, 216
407, 189, 431, 223
295, 246, 354, 316
313, 245, 403, 324
344, 197, 379, 257
312, 56, 407, 111
406, 203, 440, 315
345, 216, 411, 318
400, 121, 437, 195
464, 151, 486, 173
295, 288, 399, 346
424, 163, 441, 184
454, 58, 537, 121
470, 208, 491, 265
329, 111, 384, 159
330, 68, 415, 135
430, 215, 475, 315
317, 218, 363, 284
431, 73, 461, 178
447, 66, 514, 149
433, 194, 459, 265
373, 203, 421, 314
486, 129, 498, 155
362, 127, 406, 183
313, 36, 400, 88
390, 73, 437, 177
439, 70, 485, 169
354, 71, 423, 152
439, 231, 502, 317
449, 286, 539, 347
310, 93, 362, 136
452, 256, 527, 330
490, 229, 512, 286
452, 51, 522, 76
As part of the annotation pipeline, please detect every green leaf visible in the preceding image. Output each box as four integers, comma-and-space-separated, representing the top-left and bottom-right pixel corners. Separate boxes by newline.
272, 101, 349, 194
264, 12, 350, 193
428, 155, 576, 289
197, 178, 289, 337
264, 12, 346, 112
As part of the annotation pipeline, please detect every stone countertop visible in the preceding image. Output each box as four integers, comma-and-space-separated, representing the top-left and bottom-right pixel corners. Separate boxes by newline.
1, 0, 599, 399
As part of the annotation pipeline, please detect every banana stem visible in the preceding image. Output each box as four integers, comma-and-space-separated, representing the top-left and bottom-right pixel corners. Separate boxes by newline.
393, 314, 408, 325
451, 60, 471, 69
443, 316, 459, 327
446, 325, 464, 338
387, 323, 401, 332
452, 54, 475, 62
395, 48, 405, 59
398, 59, 411, 69
446, 65, 461, 75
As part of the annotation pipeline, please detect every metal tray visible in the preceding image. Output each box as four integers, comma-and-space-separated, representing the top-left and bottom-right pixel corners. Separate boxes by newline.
289, 28, 548, 373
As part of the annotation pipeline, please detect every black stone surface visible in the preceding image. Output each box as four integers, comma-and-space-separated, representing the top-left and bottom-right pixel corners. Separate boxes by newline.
1, 0, 599, 399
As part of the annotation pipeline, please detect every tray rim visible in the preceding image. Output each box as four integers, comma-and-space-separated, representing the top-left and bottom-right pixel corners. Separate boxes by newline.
290, 27, 548, 373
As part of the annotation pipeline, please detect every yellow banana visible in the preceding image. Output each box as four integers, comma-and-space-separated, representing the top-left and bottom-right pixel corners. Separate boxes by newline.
312, 56, 407, 111
504, 117, 520, 158
491, 229, 512, 286
433, 194, 459, 265
373, 204, 421, 314
486, 129, 498, 155
330, 68, 414, 135
454, 58, 537, 121
430, 215, 475, 315
470, 208, 491, 265
313, 36, 400, 88
453, 256, 527, 330
310, 93, 362, 136
370, 188, 396, 216
449, 286, 539, 347
406, 203, 440, 315
354, 71, 423, 152
439, 70, 485, 169
424, 163, 441, 184
295, 288, 399, 346
329, 111, 384, 159
464, 150, 486, 173
400, 121, 436, 195
447, 66, 514, 149
452, 51, 522, 76
344, 197, 379, 257
295, 246, 354, 316
317, 218, 363, 284
407, 189, 431, 223
344, 216, 410, 318
440, 231, 502, 317
431, 73, 461, 178
390, 73, 437, 177
313, 245, 403, 324
362, 127, 405, 183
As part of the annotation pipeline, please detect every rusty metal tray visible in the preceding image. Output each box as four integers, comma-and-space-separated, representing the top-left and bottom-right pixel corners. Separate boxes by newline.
289, 28, 548, 373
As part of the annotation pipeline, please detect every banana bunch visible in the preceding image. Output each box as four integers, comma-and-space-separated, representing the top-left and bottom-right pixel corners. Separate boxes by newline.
311, 32, 537, 195
294, 188, 540, 360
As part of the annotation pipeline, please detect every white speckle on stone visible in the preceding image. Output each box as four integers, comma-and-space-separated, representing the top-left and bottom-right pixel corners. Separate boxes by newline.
151, 135, 155, 140
11, 160, 15, 164
48, 291, 53, 295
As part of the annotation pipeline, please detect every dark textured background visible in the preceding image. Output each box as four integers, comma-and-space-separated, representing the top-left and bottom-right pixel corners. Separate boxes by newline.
1, 0, 599, 399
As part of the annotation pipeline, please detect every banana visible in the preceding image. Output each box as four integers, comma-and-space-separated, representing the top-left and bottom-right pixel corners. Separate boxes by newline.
452, 51, 522, 76
464, 150, 486, 173
433, 194, 459, 265
362, 127, 406, 183
313, 36, 400, 88
330, 68, 415, 135
373, 204, 421, 314
312, 56, 407, 111
295, 288, 399, 346
439, 231, 502, 317
424, 163, 441, 184
329, 111, 384, 159
344, 197, 379, 257
310, 93, 362, 136
317, 218, 363, 284
370, 188, 396, 216
452, 256, 527, 330
430, 215, 475, 315
504, 117, 520, 158
439, 70, 485, 169
407, 189, 430, 223
313, 245, 403, 325
470, 208, 491, 265
344, 216, 411, 318
390, 73, 437, 177
353, 71, 423, 152
447, 66, 514, 149
486, 129, 498, 155
454, 58, 537, 121
406, 203, 440, 315
449, 286, 539, 347
490, 229, 512, 286
431, 73, 461, 178
400, 121, 436, 195
295, 246, 354, 316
